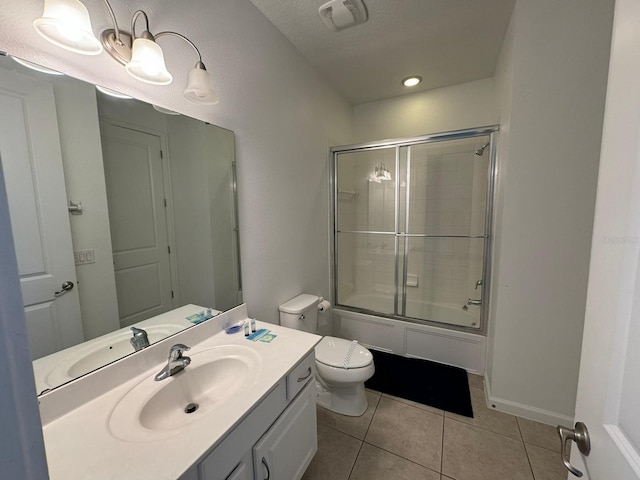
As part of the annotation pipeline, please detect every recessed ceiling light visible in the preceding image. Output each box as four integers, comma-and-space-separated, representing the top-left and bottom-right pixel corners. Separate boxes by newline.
402, 76, 422, 87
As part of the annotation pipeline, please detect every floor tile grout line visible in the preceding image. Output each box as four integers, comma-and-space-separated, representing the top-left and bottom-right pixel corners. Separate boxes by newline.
346, 439, 365, 480
363, 396, 444, 475
318, 422, 367, 442
361, 393, 382, 441
361, 440, 442, 477
517, 416, 537, 480
523, 441, 561, 454
444, 415, 523, 442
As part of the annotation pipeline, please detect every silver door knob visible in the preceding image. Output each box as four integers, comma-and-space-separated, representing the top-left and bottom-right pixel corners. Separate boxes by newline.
54, 281, 74, 296
557, 422, 591, 477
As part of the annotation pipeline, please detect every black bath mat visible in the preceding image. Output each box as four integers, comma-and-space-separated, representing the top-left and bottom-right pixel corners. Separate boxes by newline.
365, 350, 474, 418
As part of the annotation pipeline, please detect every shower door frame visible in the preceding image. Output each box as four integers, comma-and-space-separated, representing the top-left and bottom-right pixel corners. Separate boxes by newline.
330, 125, 499, 335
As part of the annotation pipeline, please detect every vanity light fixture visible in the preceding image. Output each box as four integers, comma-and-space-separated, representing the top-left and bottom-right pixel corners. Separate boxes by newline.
33, 0, 219, 104
402, 75, 422, 87
11, 56, 64, 75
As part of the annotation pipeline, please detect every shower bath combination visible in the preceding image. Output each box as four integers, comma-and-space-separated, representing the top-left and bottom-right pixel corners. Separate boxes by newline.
331, 127, 498, 333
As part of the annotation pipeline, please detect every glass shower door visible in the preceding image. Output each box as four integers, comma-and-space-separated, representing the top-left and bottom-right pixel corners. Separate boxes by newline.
335, 146, 399, 315
333, 128, 495, 331
401, 137, 490, 328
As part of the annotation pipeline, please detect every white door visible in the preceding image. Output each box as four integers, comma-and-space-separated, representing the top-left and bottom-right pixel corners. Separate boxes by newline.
100, 122, 174, 328
568, 0, 640, 478
0, 67, 84, 360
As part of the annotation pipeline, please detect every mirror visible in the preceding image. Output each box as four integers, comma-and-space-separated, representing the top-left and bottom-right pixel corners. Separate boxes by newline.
0, 54, 242, 394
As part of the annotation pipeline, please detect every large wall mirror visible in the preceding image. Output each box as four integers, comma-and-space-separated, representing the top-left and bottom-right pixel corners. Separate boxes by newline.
0, 54, 242, 395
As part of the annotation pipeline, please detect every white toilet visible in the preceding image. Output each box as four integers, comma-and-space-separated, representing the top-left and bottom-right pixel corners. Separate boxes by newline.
279, 294, 375, 416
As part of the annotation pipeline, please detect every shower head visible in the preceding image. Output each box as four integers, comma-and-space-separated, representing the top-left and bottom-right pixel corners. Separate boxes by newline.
475, 142, 490, 156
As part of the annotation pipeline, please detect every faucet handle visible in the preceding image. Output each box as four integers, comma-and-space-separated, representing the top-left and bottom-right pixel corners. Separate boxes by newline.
475, 279, 483, 290
131, 326, 146, 337
169, 343, 190, 360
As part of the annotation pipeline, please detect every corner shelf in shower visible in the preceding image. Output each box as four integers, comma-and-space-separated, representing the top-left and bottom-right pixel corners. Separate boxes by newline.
337, 189, 358, 201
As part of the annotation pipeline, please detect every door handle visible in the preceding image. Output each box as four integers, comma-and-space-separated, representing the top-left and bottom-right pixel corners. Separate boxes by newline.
54, 281, 74, 296
557, 422, 591, 477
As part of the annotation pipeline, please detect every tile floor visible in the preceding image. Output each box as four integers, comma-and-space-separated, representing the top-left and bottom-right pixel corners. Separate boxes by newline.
303, 374, 567, 480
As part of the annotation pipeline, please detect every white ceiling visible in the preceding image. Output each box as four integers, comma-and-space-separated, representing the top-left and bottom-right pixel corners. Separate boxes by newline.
249, 0, 515, 105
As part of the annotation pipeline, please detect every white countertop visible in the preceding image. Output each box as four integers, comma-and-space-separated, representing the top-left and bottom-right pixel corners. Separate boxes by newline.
41, 305, 321, 479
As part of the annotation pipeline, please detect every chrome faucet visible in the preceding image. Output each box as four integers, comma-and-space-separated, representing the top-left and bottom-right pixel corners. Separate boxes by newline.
467, 298, 482, 306
155, 344, 191, 381
475, 279, 483, 289
130, 327, 150, 352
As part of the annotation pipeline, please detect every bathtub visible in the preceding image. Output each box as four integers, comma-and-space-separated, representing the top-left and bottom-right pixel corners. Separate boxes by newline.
338, 292, 480, 329
333, 293, 486, 374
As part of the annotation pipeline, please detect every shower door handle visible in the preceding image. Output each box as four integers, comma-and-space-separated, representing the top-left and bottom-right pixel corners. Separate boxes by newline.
467, 298, 482, 306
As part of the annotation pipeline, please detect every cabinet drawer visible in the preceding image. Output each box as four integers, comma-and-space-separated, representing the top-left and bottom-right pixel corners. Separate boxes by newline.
287, 351, 315, 401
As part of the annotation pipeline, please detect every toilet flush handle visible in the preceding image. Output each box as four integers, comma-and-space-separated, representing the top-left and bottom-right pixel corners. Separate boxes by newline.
299, 314, 305, 320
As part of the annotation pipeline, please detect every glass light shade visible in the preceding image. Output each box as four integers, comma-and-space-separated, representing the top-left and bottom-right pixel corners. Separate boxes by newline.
184, 67, 219, 105
125, 38, 172, 85
33, 0, 103, 55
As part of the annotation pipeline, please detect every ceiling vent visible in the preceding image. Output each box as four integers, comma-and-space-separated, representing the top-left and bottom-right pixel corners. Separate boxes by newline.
319, 0, 368, 32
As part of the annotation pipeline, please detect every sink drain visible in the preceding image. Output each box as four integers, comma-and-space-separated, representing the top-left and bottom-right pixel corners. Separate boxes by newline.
184, 403, 199, 414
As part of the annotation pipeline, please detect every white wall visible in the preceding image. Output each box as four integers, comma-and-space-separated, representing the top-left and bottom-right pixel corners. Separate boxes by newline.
53, 78, 120, 340
352, 78, 498, 143
486, 0, 614, 425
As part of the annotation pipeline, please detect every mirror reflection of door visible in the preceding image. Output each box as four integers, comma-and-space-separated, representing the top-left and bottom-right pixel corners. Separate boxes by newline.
100, 122, 175, 328
0, 68, 84, 358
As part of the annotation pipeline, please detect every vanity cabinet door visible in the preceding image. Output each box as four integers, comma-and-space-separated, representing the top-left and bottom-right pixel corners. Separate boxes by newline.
224, 451, 253, 480
253, 381, 317, 480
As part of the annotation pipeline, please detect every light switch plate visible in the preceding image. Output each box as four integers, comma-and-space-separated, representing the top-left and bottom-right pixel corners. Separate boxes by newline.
74, 249, 95, 265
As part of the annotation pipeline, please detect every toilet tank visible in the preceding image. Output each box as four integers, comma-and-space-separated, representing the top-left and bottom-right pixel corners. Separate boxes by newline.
279, 294, 320, 333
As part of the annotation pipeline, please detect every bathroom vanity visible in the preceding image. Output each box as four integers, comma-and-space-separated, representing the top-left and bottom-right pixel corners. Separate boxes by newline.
39, 304, 321, 479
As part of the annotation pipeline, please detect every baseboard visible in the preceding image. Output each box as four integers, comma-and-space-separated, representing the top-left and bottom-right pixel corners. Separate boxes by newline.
484, 374, 574, 428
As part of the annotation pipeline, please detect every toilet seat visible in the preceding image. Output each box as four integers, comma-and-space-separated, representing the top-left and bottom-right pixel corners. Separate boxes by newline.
315, 336, 372, 369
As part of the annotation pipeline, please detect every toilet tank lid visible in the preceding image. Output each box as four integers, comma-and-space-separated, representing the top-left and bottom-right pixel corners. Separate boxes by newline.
279, 294, 320, 314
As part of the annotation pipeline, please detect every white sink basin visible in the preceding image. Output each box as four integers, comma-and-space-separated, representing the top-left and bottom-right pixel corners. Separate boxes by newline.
108, 345, 261, 442
45, 324, 186, 387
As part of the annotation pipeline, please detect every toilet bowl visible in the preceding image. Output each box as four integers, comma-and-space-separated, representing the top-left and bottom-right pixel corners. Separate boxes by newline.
279, 294, 375, 417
